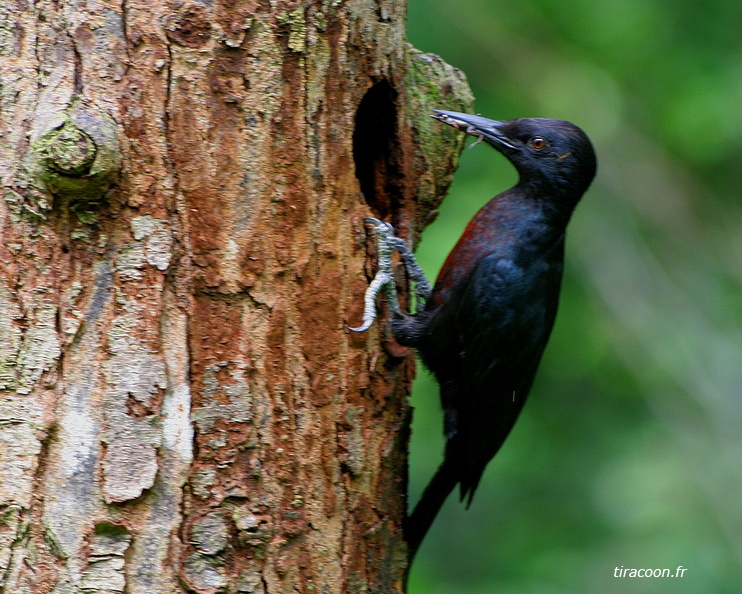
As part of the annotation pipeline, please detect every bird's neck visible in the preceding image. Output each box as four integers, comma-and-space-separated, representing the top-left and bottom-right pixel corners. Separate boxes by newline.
511, 177, 578, 228
492, 184, 573, 232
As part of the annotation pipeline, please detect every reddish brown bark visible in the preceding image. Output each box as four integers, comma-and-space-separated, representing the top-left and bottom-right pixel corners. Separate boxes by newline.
0, 1, 471, 591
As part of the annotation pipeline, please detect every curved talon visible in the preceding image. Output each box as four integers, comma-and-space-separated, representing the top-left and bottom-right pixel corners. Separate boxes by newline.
349, 219, 399, 332
349, 268, 395, 332
363, 217, 388, 230
350, 217, 432, 331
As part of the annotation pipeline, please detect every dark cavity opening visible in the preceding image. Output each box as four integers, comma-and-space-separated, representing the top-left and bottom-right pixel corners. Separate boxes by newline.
353, 80, 401, 220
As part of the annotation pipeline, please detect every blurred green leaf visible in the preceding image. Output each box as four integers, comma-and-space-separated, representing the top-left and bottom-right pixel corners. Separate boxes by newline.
406, 1, 742, 592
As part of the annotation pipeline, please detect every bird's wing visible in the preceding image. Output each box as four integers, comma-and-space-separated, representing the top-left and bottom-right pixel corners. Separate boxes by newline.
451, 252, 556, 501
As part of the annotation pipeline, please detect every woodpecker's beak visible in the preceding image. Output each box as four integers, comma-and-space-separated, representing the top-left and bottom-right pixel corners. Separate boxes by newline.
431, 110, 518, 150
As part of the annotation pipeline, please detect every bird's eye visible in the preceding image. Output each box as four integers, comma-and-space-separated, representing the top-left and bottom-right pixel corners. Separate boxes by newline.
530, 136, 546, 150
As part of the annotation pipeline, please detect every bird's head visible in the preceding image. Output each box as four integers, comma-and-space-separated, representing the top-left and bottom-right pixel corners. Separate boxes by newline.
432, 110, 596, 208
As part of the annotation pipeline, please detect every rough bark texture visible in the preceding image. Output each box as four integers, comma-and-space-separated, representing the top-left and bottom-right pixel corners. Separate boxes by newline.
0, 1, 472, 592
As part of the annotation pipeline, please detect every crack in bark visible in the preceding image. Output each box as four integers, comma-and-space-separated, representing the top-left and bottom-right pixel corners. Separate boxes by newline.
71, 32, 83, 96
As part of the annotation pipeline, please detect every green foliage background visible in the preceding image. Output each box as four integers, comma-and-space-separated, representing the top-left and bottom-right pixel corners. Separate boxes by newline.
405, 1, 742, 592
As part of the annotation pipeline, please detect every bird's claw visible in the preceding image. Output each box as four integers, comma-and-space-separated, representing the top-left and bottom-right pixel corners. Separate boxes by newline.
349, 218, 432, 332
349, 218, 400, 332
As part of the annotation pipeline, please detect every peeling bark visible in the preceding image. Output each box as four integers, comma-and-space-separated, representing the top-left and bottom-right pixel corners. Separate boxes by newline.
1, 1, 472, 592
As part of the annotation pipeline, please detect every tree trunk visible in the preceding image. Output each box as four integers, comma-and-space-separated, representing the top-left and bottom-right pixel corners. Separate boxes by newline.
0, 1, 471, 592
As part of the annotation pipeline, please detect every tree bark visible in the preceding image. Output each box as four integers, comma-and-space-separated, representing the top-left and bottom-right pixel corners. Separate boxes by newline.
0, 1, 471, 592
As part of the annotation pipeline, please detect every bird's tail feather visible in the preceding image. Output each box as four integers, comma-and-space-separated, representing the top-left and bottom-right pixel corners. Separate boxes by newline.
405, 459, 458, 564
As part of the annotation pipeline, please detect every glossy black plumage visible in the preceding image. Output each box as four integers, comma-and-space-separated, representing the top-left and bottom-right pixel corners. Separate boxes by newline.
399, 111, 597, 560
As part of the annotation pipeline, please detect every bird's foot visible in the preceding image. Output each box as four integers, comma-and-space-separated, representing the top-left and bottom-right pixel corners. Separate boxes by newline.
350, 218, 400, 332
349, 218, 432, 332
389, 234, 432, 309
